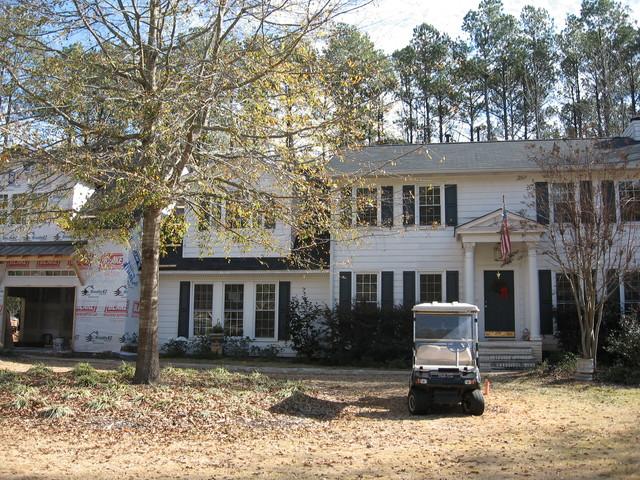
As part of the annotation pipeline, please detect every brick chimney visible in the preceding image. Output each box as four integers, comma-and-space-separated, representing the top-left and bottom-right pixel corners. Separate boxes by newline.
623, 116, 640, 141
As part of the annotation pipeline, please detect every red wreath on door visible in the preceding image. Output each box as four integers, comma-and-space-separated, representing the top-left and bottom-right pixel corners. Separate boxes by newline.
499, 286, 509, 299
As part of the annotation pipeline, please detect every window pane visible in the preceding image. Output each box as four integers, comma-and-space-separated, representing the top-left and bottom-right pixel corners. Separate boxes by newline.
356, 274, 377, 304
552, 183, 575, 224
624, 272, 640, 310
224, 284, 244, 336
619, 181, 640, 222
555, 274, 574, 305
193, 284, 213, 336
0, 194, 8, 225
419, 186, 441, 225
402, 185, 415, 226
381, 186, 393, 227
197, 197, 223, 232
340, 186, 352, 227
419, 274, 442, 303
356, 188, 377, 226
255, 283, 276, 338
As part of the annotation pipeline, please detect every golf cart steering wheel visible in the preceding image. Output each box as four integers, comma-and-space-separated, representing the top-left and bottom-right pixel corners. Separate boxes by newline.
446, 342, 468, 352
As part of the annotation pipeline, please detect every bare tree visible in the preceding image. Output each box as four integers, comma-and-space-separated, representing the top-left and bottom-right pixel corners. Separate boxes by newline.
532, 139, 640, 379
0, 0, 366, 383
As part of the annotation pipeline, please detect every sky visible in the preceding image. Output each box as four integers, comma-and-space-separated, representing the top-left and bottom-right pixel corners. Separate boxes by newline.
340, 0, 640, 54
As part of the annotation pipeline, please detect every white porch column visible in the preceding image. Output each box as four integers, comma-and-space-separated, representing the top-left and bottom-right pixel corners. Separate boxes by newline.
463, 242, 476, 304
527, 242, 541, 340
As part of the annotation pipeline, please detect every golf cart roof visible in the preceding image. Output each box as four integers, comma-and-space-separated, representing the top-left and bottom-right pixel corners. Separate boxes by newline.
412, 302, 480, 314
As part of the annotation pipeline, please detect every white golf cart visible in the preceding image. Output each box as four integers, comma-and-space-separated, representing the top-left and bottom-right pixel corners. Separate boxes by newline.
407, 302, 485, 416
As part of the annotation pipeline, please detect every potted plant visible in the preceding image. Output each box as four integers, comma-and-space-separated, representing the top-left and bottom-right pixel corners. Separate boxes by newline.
209, 323, 225, 355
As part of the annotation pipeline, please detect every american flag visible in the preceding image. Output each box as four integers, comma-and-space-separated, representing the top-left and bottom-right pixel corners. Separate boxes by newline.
500, 200, 512, 264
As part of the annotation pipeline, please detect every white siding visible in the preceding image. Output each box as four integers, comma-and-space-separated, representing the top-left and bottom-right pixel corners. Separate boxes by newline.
157, 272, 329, 346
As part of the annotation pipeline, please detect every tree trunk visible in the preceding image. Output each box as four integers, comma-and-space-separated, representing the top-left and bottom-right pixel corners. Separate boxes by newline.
437, 97, 443, 143
134, 205, 163, 384
483, 77, 491, 140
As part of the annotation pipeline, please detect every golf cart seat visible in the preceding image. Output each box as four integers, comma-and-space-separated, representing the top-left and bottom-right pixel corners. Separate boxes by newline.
415, 343, 474, 367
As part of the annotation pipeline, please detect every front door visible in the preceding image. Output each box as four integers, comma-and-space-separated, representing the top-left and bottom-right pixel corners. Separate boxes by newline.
483, 270, 515, 338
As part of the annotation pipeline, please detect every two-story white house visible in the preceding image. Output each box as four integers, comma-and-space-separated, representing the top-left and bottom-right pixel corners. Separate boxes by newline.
156, 118, 640, 367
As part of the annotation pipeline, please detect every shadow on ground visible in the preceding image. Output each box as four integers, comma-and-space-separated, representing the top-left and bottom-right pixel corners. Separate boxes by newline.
270, 390, 466, 421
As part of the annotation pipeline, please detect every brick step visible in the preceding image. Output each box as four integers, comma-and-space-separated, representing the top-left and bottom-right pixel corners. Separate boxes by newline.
480, 352, 535, 358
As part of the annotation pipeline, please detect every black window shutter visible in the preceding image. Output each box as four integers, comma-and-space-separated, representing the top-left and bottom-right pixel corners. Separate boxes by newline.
178, 281, 190, 338
381, 271, 394, 311
602, 180, 616, 222
403, 271, 416, 308
605, 270, 621, 316
402, 185, 415, 226
580, 181, 593, 224
444, 184, 458, 226
538, 270, 553, 335
445, 271, 459, 302
535, 182, 549, 225
278, 281, 291, 341
381, 186, 394, 227
339, 272, 352, 311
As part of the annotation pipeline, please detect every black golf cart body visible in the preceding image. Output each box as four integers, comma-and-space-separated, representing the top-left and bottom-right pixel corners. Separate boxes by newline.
407, 302, 485, 415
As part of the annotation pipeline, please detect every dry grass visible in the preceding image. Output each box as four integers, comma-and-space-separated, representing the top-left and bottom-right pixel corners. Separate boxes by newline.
0, 358, 639, 479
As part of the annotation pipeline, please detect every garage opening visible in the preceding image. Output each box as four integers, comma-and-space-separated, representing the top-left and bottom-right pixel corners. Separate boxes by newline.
5, 287, 75, 349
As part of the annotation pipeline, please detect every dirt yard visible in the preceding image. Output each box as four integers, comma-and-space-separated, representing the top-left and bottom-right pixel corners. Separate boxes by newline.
0, 357, 639, 480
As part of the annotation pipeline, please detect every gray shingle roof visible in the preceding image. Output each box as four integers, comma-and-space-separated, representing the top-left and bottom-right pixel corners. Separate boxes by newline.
328, 138, 640, 177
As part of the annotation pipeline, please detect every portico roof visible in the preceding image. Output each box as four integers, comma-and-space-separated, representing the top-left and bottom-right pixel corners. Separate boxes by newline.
455, 209, 545, 243
0, 241, 79, 258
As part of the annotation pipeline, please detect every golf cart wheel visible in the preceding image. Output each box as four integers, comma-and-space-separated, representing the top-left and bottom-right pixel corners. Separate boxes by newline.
408, 388, 429, 415
462, 390, 485, 416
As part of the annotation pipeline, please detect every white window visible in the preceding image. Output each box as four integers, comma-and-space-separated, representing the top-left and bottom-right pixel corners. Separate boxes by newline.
624, 272, 640, 311
255, 283, 276, 338
196, 197, 222, 232
224, 284, 244, 336
552, 183, 575, 224
193, 284, 213, 336
356, 188, 377, 226
355, 273, 378, 305
0, 194, 8, 225
619, 181, 640, 222
419, 186, 441, 225
419, 273, 442, 303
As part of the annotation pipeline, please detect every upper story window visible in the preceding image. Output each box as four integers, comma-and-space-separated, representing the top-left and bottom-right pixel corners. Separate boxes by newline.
10, 193, 28, 225
381, 186, 393, 227
339, 186, 352, 227
0, 194, 8, 225
356, 188, 377, 226
419, 185, 441, 226
196, 198, 222, 232
619, 181, 640, 222
195, 193, 275, 231
552, 183, 575, 224
402, 185, 415, 226
355, 273, 377, 305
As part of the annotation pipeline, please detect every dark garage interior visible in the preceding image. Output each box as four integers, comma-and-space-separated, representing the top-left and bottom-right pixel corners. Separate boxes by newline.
5, 287, 75, 348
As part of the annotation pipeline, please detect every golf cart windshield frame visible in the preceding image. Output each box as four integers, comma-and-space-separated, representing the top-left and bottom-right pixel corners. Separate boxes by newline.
413, 312, 479, 369
414, 313, 475, 342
